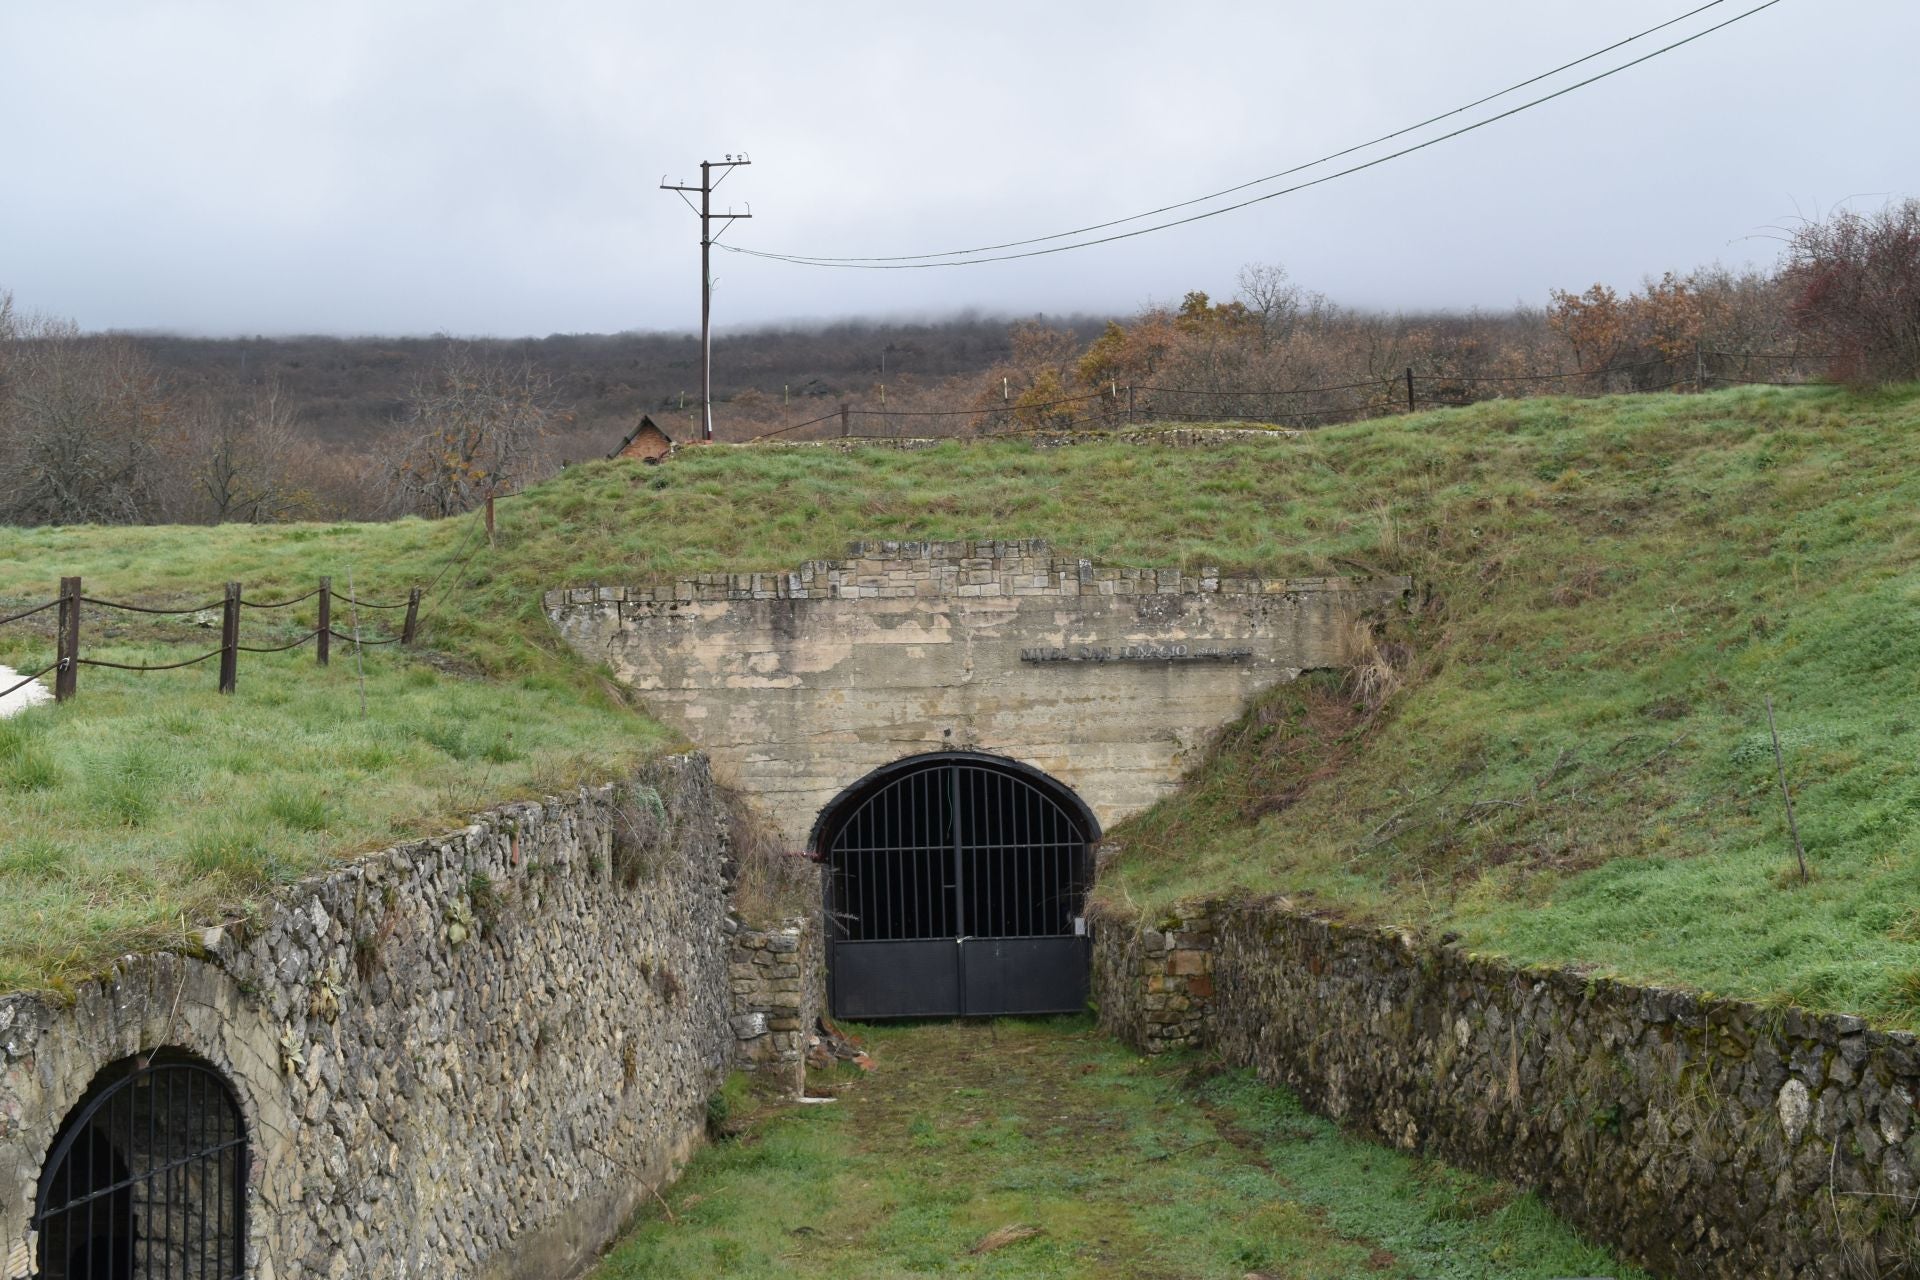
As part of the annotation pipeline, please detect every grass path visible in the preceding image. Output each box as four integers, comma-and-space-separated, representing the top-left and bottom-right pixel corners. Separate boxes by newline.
593, 1018, 1640, 1279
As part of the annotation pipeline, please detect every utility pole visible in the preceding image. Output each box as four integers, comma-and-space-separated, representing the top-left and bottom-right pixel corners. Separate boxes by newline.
662, 155, 751, 442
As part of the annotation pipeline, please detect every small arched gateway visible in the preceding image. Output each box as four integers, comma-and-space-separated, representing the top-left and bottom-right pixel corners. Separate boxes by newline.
813, 752, 1097, 1019
33, 1051, 248, 1280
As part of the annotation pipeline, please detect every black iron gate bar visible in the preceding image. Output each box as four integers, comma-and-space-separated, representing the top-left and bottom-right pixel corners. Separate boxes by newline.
829, 762, 1087, 943
958, 764, 1082, 937
833, 765, 956, 942
34, 1057, 247, 1280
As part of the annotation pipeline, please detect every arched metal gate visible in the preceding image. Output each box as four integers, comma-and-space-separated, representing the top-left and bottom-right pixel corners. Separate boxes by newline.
34, 1054, 248, 1280
819, 754, 1094, 1019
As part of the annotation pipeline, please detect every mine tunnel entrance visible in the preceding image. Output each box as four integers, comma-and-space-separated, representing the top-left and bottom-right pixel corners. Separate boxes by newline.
816, 752, 1095, 1019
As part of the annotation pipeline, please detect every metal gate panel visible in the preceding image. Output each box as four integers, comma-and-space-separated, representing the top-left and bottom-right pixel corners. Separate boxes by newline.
824, 755, 1092, 1019
960, 937, 1090, 1016
830, 940, 962, 1019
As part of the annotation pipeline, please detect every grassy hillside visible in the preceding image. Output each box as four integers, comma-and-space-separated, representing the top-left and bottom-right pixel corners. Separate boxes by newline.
1097, 385, 1920, 1025
3, 383, 1918, 1020
0, 515, 677, 992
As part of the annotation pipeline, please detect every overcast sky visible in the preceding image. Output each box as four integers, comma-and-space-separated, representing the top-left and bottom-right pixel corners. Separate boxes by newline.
2, 0, 1912, 337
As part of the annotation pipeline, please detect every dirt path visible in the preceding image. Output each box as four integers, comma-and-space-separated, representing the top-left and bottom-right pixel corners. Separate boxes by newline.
592, 1017, 1640, 1279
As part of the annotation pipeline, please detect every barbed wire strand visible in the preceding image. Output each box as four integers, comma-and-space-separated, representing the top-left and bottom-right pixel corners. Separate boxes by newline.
77, 649, 225, 673
1417, 356, 1684, 384
0, 598, 61, 628
79, 595, 225, 616
240, 587, 324, 610
1137, 376, 1390, 396
236, 629, 325, 655
0, 659, 61, 700
329, 589, 409, 610
328, 629, 401, 646
411, 503, 495, 636
746, 347, 1831, 440
746, 409, 845, 442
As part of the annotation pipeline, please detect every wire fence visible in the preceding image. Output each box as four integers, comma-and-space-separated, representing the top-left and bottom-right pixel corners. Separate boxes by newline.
0, 576, 427, 705
744, 348, 1836, 443
0, 489, 510, 706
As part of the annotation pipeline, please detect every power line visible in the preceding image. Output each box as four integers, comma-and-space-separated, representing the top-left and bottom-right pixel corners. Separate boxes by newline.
722, 0, 1783, 271
732, 0, 1735, 266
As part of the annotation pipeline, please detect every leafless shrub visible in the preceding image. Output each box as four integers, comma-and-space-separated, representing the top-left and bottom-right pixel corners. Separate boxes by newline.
184, 381, 320, 523
1343, 617, 1407, 715
720, 781, 820, 926
1784, 199, 1920, 385
1237, 261, 1322, 346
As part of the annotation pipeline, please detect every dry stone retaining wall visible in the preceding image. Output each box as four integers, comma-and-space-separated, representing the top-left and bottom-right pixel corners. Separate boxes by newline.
729, 916, 825, 1097
751, 427, 1295, 452
1, 756, 746, 1280
1094, 896, 1920, 1279
1089, 902, 1213, 1054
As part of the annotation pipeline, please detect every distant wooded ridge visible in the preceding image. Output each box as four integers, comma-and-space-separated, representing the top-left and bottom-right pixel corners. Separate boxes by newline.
118, 315, 1119, 447
3, 198, 1912, 525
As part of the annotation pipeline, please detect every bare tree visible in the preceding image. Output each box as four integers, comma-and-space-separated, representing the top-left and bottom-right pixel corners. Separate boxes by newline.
188, 381, 313, 522
0, 288, 16, 404
1236, 262, 1320, 345
0, 325, 172, 526
388, 345, 554, 516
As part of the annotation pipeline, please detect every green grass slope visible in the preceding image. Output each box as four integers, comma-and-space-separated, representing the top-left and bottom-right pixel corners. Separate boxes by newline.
1095, 386, 1920, 1025
2, 384, 1916, 1018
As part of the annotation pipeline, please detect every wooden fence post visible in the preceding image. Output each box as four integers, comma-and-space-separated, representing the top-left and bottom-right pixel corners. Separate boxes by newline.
402, 587, 422, 646
219, 581, 240, 694
485, 494, 496, 547
316, 577, 331, 666
1405, 367, 1415, 414
55, 576, 80, 702
840, 403, 850, 438
1126, 385, 1136, 426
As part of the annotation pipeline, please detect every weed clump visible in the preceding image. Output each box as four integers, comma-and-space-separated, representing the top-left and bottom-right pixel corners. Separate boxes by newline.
87, 744, 171, 827
0, 714, 60, 792
611, 783, 670, 889
722, 780, 819, 926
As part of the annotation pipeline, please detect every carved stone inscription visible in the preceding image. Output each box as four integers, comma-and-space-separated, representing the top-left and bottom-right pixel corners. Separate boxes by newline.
1019, 644, 1254, 663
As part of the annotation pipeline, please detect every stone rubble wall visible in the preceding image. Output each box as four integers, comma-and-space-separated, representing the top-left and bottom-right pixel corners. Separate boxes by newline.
1089, 902, 1213, 1054
1093, 895, 1920, 1280
1, 756, 740, 1280
745, 427, 1297, 453
729, 916, 825, 1097
1027, 427, 1297, 450
546, 538, 1381, 607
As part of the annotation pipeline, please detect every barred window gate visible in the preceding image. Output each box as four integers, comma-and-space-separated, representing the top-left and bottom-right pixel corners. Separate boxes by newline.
33, 1054, 247, 1280
815, 753, 1097, 1020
